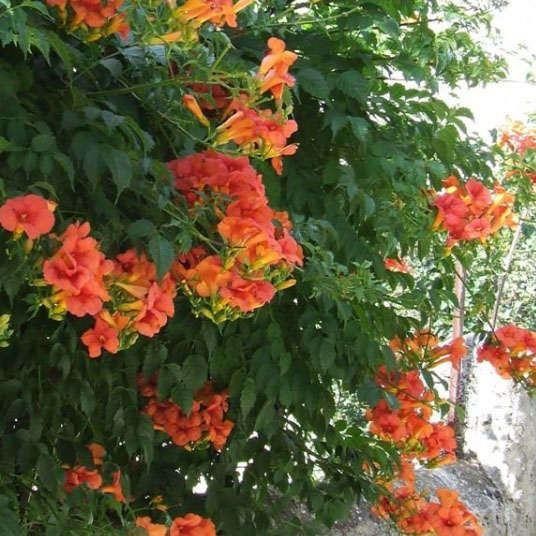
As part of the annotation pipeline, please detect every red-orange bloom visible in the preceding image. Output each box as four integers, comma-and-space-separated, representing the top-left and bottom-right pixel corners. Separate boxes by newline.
168, 150, 264, 206
86, 442, 106, 466
420, 423, 457, 465
43, 222, 113, 317
0, 194, 56, 239
182, 255, 232, 298
258, 37, 298, 101
168, 150, 302, 321
499, 121, 536, 156
183, 94, 210, 127
433, 175, 516, 247
368, 364, 458, 463
134, 280, 176, 337
175, 0, 253, 29
384, 257, 411, 274
100, 470, 126, 502
390, 332, 467, 371
478, 325, 536, 387
169, 513, 217, 536
215, 103, 298, 175
64, 465, 102, 493
46, 0, 129, 38
135, 517, 168, 536
187, 83, 230, 111
110, 249, 177, 340
141, 381, 234, 451
220, 273, 276, 312
81, 317, 120, 358
426, 489, 483, 536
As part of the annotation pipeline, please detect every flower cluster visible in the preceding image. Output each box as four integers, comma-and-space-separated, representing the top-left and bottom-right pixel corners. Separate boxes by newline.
135, 513, 216, 536
433, 175, 516, 247
0, 194, 178, 358
499, 121, 536, 185
215, 101, 298, 175
81, 249, 177, 358
182, 38, 298, 174
45, 0, 129, 40
63, 443, 126, 503
368, 331, 481, 533
373, 461, 483, 535
43, 221, 114, 319
139, 378, 234, 451
147, 0, 253, 45
42, 226, 176, 357
367, 367, 457, 466
478, 325, 536, 389
499, 121, 536, 157
168, 150, 302, 323
390, 331, 467, 371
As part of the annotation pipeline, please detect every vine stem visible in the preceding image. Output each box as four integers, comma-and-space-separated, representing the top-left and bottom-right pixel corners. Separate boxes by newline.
247, 6, 362, 30
448, 259, 465, 425
490, 220, 523, 331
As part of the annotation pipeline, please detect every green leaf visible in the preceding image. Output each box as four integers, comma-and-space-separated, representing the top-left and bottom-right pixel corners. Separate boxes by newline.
297, 68, 330, 99
137, 416, 154, 465
100, 58, 123, 77
53, 153, 75, 188
0, 136, 11, 153
181, 354, 208, 392
240, 378, 256, 418
37, 452, 61, 491
101, 110, 124, 129
128, 219, 156, 240
348, 117, 369, 141
254, 400, 277, 436
279, 352, 292, 375
324, 110, 348, 139
318, 339, 336, 372
80, 381, 96, 416
106, 148, 132, 199
337, 70, 369, 100
157, 363, 182, 398
143, 344, 167, 378
170, 384, 194, 413
31, 134, 55, 152
0, 495, 22, 535
201, 321, 218, 356
148, 234, 175, 278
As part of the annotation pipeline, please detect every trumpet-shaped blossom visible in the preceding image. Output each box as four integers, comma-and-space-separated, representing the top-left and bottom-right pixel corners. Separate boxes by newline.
175, 0, 253, 29
135, 517, 168, 536
43, 222, 113, 317
64, 466, 102, 493
0, 194, 56, 239
215, 103, 298, 175
81, 316, 120, 358
169, 513, 217, 536
258, 37, 298, 100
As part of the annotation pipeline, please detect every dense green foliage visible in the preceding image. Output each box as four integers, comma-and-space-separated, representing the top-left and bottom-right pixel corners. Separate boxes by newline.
0, 0, 515, 534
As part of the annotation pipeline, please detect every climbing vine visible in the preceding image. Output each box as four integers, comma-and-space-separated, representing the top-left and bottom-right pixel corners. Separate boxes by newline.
0, 0, 533, 534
